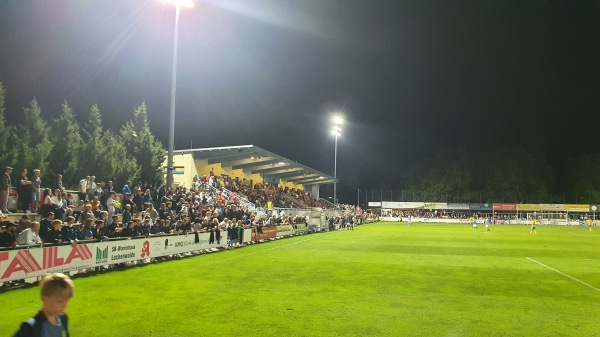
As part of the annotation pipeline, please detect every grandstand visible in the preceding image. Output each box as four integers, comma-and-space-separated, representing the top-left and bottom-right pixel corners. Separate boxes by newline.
167, 145, 335, 198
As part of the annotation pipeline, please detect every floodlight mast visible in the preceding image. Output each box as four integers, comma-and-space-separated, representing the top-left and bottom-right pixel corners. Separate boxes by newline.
332, 115, 343, 208
165, 0, 194, 189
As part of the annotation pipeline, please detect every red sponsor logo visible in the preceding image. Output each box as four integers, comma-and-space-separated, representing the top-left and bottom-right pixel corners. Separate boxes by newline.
1, 245, 93, 279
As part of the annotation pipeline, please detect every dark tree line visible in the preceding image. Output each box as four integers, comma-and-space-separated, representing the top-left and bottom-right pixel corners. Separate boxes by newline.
0, 82, 165, 189
400, 145, 599, 204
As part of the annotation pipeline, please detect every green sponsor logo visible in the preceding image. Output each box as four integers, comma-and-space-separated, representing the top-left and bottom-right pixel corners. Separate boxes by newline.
96, 247, 109, 264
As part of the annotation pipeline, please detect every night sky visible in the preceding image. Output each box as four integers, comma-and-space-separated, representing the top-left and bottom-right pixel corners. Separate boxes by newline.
1, 1, 599, 201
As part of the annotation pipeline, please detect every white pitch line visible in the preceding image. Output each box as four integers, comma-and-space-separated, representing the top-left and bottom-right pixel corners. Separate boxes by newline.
526, 257, 600, 292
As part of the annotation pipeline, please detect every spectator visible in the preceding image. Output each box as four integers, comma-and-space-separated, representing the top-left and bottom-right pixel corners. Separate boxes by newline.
15, 214, 31, 233
122, 180, 132, 195
133, 190, 144, 215
54, 174, 64, 193
122, 204, 132, 224
40, 212, 55, 236
0, 166, 12, 213
12, 272, 74, 337
78, 176, 89, 202
31, 169, 42, 213
93, 220, 108, 240
106, 192, 116, 225
61, 216, 78, 243
0, 221, 18, 248
86, 175, 96, 202
17, 168, 33, 213
17, 221, 42, 246
42, 220, 63, 244
81, 219, 94, 240
41, 188, 55, 216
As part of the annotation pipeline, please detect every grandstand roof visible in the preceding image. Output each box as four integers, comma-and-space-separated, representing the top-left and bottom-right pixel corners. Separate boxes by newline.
174, 145, 336, 186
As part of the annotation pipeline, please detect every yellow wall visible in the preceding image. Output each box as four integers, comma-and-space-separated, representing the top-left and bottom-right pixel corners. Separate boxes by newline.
170, 152, 195, 188
166, 154, 305, 191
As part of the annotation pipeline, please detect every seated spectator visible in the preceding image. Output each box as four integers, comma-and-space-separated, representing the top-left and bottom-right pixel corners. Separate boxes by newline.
15, 214, 31, 233
93, 220, 108, 240
0, 221, 18, 248
120, 220, 138, 238
42, 220, 63, 244
16, 221, 43, 246
122, 204, 132, 224
40, 212, 55, 236
90, 196, 101, 216
61, 216, 78, 243
81, 219, 95, 240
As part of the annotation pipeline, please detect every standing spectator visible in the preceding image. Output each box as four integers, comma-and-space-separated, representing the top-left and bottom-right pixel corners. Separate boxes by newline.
41, 188, 56, 216
107, 180, 115, 193
78, 176, 89, 202
86, 176, 96, 202
0, 166, 12, 213
106, 192, 116, 225
122, 180, 132, 195
54, 174, 64, 193
17, 168, 33, 213
31, 169, 42, 213
133, 190, 144, 215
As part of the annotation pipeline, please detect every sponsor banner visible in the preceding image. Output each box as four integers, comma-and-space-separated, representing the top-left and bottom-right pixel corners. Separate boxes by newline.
540, 204, 565, 212
516, 204, 541, 211
1, 244, 95, 282
469, 203, 493, 211
590, 205, 600, 213
277, 225, 294, 237
493, 203, 517, 211
426, 202, 448, 210
368, 202, 381, 207
381, 201, 425, 209
447, 203, 470, 210
251, 226, 277, 241
564, 204, 589, 212
294, 223, 310, 234
2, 226, 290, 283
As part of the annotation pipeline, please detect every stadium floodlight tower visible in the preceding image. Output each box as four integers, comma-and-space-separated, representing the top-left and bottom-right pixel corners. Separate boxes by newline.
332, 115, 343, 208
164, 0, 195, 189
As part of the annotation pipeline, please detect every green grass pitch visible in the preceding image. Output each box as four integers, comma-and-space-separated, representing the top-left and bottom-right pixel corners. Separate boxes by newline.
2, 222, 599, 336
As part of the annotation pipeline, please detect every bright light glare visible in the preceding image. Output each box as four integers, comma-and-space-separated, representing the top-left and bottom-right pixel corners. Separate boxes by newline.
333, 115, 344, 125
161, 0, 195, 8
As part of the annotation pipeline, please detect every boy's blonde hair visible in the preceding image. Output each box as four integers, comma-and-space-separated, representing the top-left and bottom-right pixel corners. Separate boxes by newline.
40, 273, 74, 299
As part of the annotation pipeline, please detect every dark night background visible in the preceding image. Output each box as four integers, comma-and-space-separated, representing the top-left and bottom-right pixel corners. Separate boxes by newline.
1, 0, 599, 204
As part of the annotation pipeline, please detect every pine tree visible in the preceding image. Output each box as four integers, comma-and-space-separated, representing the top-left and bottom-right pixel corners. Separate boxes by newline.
0, 82, 15, 168
120, 102, 166, 186
14, 98, 53, 173
48, 102, 84, 188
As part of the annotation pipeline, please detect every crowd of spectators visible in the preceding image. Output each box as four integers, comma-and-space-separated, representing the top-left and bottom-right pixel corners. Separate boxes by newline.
0, 170, 368, 251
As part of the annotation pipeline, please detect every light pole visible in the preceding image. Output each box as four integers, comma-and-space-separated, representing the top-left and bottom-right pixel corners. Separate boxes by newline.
332, 115, 343, 208
166, 0, 194, 189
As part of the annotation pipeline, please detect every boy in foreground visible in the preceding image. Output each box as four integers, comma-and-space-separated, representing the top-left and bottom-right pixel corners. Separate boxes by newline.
13, 273, 74, 337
